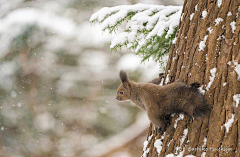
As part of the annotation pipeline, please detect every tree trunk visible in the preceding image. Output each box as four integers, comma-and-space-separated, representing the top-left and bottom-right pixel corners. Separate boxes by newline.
143, 0, 240, 157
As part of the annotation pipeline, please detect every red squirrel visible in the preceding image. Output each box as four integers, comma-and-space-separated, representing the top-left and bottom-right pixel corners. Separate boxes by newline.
116, 70, 210, 133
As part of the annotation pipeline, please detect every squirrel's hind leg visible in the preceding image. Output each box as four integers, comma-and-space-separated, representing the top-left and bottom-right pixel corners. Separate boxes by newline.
148, 111, 169, 134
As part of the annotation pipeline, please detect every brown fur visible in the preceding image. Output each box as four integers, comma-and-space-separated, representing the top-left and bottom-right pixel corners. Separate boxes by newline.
116, 70, 211, 133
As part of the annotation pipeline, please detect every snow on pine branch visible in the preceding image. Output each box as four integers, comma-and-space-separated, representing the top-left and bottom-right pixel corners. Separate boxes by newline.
90, 4, 182, 63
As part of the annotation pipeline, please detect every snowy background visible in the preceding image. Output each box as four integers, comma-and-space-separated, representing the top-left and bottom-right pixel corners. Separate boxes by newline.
0, 0, 182, 157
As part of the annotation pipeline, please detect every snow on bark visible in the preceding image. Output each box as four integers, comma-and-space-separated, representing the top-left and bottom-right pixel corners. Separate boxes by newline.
202, 10, 207, 19
233, 94, 240, 107
180, 129, 188, 146
207, 27, 213, 34
174, 114, 184, 129
223, 114, 235, 133
195, 4, 198, 11
165, 70, 170, 84
199, 85, 206, 95
190, 13, 194, 21
217, 0, 222, 8
227, 12, 232, 16
198, 35, 208, 51
154, 132, 166, 155
142, 134, 153, 157
202, 137, 207, 148
215, 18, 223, 26
175, 128, 188, 156
233, 61, 240, 80
230, 21, 236, 33
200, 137, 207, 157
206, 68, 216, 91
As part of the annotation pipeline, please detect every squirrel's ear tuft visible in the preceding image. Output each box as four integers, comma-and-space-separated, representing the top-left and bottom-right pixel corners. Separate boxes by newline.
120, 70, 128, 83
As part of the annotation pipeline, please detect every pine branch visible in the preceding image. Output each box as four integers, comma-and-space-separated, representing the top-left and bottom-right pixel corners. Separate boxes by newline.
90, 3, 182, 64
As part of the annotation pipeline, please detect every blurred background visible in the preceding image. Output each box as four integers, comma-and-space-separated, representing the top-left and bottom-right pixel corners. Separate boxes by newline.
0, 0, 183, 157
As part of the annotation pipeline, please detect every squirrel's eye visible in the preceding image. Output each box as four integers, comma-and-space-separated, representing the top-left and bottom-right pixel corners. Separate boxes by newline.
120, 91, 123, 95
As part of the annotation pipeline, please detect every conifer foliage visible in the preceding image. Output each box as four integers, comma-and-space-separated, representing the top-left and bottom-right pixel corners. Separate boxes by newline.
90, 4, 182, 64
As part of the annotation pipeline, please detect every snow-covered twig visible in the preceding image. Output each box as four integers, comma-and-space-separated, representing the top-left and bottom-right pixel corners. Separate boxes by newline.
90, 4, 182, 63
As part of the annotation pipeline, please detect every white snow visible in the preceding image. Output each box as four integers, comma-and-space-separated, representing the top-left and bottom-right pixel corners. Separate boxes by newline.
217, 0, 222, 8
110, 32, 129, 48
199, 85, 206, 95
154, 132, 166, 154
168, 139, 173, 147
223, 82, 227, 86
174, 114, 184, 128
233, 61, 240, 80
172, 37, 177, 44
201, 152, 206, 157
215, 18, 223, 26
142, 134, 153, 157
207, 27, 213, 34
224, 114, 235, 133
90, 4, 182, 52
180, 13, 184, 21
205, 54, 208, 61
190, 13, 195, 21
206, 68, 217, 91
198, 35, 208, 51
165, 70, 170, 84
230, 21, 236, 33
145, 6, 182, 39
202, 137, 207, 148
169, 128, 188, 157
195, 4, 198, 11
233, 94, 240, 107
227, 12, 232, 16
202, 10, 207, 19
180, 128, 188, 146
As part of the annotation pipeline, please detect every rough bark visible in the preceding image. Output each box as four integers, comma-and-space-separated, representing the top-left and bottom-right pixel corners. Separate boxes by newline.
143, 0, 240, 157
